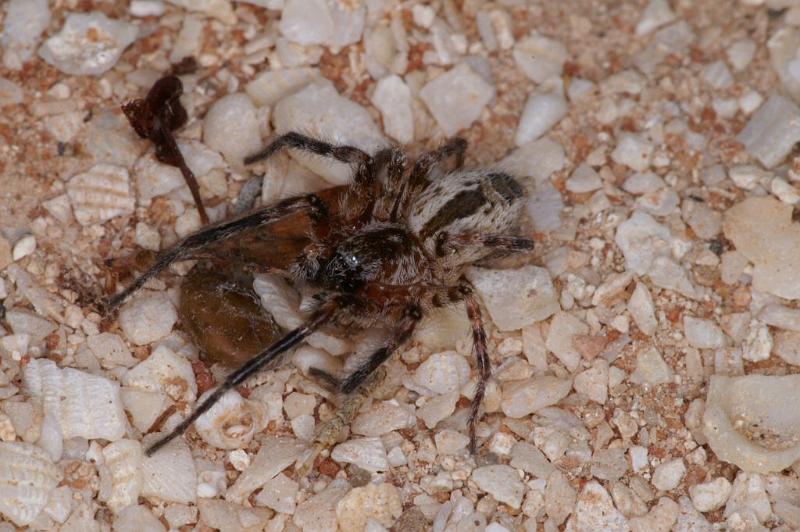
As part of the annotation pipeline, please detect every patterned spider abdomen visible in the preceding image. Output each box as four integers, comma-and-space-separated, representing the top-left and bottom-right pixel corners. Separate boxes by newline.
407, 170, 526, 268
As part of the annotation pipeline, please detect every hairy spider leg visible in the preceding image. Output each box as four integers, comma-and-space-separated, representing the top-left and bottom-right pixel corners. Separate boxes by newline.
340, 303, 422, 393
461, 281, 490, 454
106, 194, 321, 310
435, 232, 536, 256
393, 137, 468, 220
145, 298, 340, 456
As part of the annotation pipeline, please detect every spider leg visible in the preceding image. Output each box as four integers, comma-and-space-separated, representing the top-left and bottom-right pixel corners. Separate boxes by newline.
106, 194, 323, 310
435, 232, 535, 257
145, 297, 340, 456
244, 132, 371, 167
458, 280, 490, 454
339, 303, 422, 394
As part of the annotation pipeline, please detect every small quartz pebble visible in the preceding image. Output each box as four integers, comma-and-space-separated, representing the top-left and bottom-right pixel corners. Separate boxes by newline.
419, 63, 496, 137
566, 480, 629, 531
130, 1, 166, 17
418, 391, 458, 428
513, 33, 568, 83
727, 38, 756, 71
546, 311, 589, 371
413, 352, 471, 395
501, 376, 572, 418
573, 359, 609, 404
628, 283, 657, 336
612, 133, 654, 171
738, 94, 800, 168
689, 477, 732, 512
515, 90, 568, 146
255, 473, 299, 514
38, 12, 138, 75
652, 459, 686, 491
12, 235, 36, 261
635, 0, 676, 36
245, 67, 319, 107
566, 163, 602, 193
331, 437, 389, 472
203, 93, 263, 167
467, 266, 559, 331
615, 210, 672, 275
702, 60, 733, 89
435, 430, 470, 455
335, 483, 402, 530
471, 465, 525, 509
684, 317, 725, 349
0, 78, 24, 106
630, 346, 673, 386
2, 0, 51, 70
352, 401, 416, 437
118, 291, 178, 346
371, 74, 414, 144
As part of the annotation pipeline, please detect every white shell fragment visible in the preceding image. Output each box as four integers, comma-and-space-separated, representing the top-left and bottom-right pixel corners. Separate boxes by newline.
194, 389, 268, 450
24, 358, 127, 441
38, 12, 138, 76
419, 63, 496, 137
118, 291, 178, 346
0, 442, 62, 526
103, 439, 143, 513
66, 164, 136, 226
141, 435, 197, 504
704, 374, 800, 473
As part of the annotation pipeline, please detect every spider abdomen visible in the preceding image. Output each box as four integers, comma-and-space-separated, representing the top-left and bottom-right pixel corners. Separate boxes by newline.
407, 170, 525, 266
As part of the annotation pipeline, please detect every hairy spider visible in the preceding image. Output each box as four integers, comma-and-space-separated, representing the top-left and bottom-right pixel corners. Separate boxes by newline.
108, 132, 534, 456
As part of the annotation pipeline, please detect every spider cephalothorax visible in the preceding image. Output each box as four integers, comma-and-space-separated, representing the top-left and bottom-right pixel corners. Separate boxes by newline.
108, 130, 534, 456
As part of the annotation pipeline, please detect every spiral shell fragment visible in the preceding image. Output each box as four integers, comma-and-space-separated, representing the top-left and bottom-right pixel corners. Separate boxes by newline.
0, 442, 62, 526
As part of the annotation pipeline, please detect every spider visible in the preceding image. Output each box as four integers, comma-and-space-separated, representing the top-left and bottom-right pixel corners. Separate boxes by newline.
108, 131, 534, 457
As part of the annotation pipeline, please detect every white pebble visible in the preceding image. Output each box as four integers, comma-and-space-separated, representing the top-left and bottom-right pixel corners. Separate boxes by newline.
683, 316, 725, 349
331, 437, 389, 472
573, 359, 609, 404
434, 430, 469, 455
513, 33, 568, 83
566, 163, 602, 193
228, 449, 250, 472
628, 283, 657, 336
471, 465, 525, 509
689, 477, 732, 512
467, 266, 559, 331
771, 177, 800, 204
413, 352, 471, 395
515, 91, 568, 146
412, 5, 435, 28
129, 0, 166, 17
727, 38, 756, 71
371, 75, 414, 144
635, 0, 676, 36
118, 291, 178, 346
568, 481, 629, 530
352, 401, 416, 437
702, 60, 733, 89
630, 346, 673, 386
38, 12, 138, 75
2, 0, 51, 70
738, 94, 800, 168
203, 93, 263, 166
651, 458, 686, 491
419, 63, 496, 137
611, 133, 654, 171
12, 235, 36, 261
501, 376, 572, 418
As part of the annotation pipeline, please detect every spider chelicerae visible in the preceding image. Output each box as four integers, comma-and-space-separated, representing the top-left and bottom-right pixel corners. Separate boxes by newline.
108, 130, 534, 456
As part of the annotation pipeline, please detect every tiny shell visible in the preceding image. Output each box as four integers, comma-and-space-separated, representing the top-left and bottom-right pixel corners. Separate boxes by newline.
194, 389, 268, 450
0, 442, 62, 526
24, 359, 127, 441
102, 439, 143, 513
704, 374, 800, 473
141, 434, 197, 504
122, 345, 197, 403
65, 163, 136, 226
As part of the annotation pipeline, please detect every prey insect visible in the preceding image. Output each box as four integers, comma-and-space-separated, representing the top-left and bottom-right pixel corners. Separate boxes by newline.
111, 80, 534, 458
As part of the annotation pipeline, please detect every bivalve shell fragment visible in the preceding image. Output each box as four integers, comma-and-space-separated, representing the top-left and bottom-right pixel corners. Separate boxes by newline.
24, 358, 127, 441
0, 442, 62, 526
65, 163, 136, 226
102, 439, 143, 513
